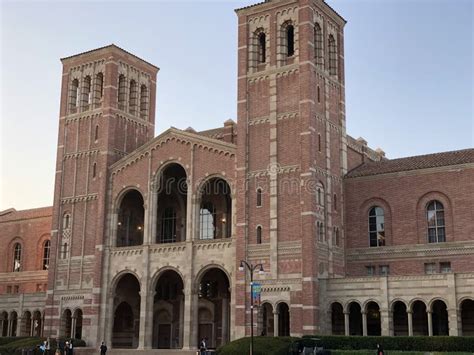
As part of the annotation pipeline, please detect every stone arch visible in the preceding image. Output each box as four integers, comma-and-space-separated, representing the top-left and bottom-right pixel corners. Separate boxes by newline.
362, 299, 380, 312
150, 266, 186, 293
37, 234, 51, 270
428, 297, 449, 312
460, 298, 474, 336
343, 299, 362, 313
410, 299, 428, 336
276, 302, 290, 336
8, 237, 24, 272
110, 269, 142, 295
21, 310, 32, 336
408, 298, 428, 312
257, 302, 274, 336
416, 191, 453, 244
153, 160, 189, 186
366, 301, 381, 336
0, 311, 8, 337
391, 300, 408, 336
347, 301, 362, 336
431, 299, 449, 335
115, 188, 145, 247
330, 302, 344, 335
390, 298, 408, 311
61, 308, 72, 338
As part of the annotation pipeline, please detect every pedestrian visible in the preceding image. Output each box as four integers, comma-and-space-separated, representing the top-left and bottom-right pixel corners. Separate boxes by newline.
65, 340, 70, 355
56, 338, 64, 355
376, 343, 384, 355
68, 339, 74, 355
199, 337, 207, 355
45, 337, 51, 355
99, 341, 107, 355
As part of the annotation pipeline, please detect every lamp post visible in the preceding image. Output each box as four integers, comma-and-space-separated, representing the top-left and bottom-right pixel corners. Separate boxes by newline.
239, 260, 264, 355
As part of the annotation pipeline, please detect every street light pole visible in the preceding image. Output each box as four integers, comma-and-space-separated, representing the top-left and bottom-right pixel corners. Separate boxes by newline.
239, 260, 264, 355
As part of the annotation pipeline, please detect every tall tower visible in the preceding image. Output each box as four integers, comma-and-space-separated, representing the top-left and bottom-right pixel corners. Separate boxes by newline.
45, 45, 158, 344
235, 0, 346, 337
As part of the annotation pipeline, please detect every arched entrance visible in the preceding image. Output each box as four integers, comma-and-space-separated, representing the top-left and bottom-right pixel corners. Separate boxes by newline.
431, 300, 449, 336
366, 302, 381, 336
73, 309, 83, 339
1, 312, 8, 336
331, 302, 344, 335
197, 268, 230, 349
116, 190, 144, 247
10, 311, 18, 337
461, 299, 474, 336
412, 301, 428, 335
392, 301, 408, 336
156, 164, 187, 243
258, 303, 274, 336
198, 178, 232, 240
112, 273, 141, 348
21, 311, 32, 336
277, 303, 290, 336
348, 302, 362, 336
152, 270, 184, 349
32, 311, 42, 337
62, 309, 72, 338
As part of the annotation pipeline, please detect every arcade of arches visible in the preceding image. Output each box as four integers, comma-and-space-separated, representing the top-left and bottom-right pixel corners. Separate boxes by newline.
257, 302, 291, 337
329, 298, 474, 336
0, 310, 46, 337
115, 165, 233, 247
110, 267, 231, 349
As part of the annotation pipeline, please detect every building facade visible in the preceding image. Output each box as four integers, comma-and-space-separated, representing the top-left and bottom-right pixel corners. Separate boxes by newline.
1, 0, 473, 350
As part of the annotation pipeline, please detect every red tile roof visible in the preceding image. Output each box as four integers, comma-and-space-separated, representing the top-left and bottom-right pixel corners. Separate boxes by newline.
346, 148, 474, 178
0, 206, 53, 222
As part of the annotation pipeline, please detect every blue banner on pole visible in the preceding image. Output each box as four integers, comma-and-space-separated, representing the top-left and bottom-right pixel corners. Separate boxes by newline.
252, 282, 262, 305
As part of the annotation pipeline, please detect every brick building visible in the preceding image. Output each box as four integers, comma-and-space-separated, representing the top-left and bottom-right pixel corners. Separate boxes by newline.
1, 0, 473, 350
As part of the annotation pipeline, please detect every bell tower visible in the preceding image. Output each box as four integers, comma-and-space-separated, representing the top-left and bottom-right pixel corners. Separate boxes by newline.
45, 45, 158, 344
235, 0, 347, 337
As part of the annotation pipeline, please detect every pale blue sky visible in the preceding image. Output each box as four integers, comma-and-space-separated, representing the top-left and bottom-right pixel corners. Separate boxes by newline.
1, 0, 473, 210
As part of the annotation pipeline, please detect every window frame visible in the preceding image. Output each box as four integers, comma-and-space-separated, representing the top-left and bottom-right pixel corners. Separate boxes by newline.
42, 240, 51, 270
368, 206, 385, 247
12, 243, 22, 272
426, 200, 446, 243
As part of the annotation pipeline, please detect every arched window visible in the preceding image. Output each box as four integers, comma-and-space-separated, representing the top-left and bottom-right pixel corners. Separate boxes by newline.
63, 213, 71, 230
318, 134, 322, 152
94, 72, 104, 107
82, 75, 92, 110
427, 200, 445, 243
316, 183, 324, 206
94, 125, 99, 141
139, 84, 148, 119
92, 162, 97, 178
118, 74, 126, 110
256, 188, 262, 207
328, 35, 337, 76
69, 79, 79, 113
161, 207, 177, 243
286, 24, 295, 57
12, 243, 22, 272
62, 243, 68, 259
258, 32, 266, 63
369, 206, 385, 247
42, 240, 51, 270
129, 80, 138, 115
317, 85, 321, 103
200, 203, 216, 240
257, 226, 262, 244
334, 194, 338, 211
314, 23, 323, 66
334, 227, 340, 247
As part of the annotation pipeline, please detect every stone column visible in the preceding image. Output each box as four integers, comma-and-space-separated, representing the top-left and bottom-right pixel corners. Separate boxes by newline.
71, 316, 77, 339
179, 296, 184, 348
7, 319, 11, 337
448, 308, 459, 336
273, 310, 279, 337
344, 311, 350, 336
138, 289, 150, 349
362, 311, 367, 336
30, 318, 35, 336
427, 310, 433, 336
381, 309, 390, 336
407, 310, 413, 336
222, 298, 229, 343
183, 286, 197, 349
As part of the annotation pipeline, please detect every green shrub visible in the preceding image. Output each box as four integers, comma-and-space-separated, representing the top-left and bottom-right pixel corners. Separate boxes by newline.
0, 337, 86, 355
217, 336, 299, 355
302, 335, 474, 352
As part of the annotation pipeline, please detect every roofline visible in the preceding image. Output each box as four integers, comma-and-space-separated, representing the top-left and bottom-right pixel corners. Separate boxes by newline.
60, 44, 159, 71
109, 127, 237, 172
235, 0, 346, 24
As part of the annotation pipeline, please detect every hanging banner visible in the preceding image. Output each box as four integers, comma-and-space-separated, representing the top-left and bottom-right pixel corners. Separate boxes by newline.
252, 282, 262, 306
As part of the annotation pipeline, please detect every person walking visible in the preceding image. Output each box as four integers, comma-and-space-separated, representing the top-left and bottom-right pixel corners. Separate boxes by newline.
45, 337, 51, 355
65, 340, 70, 355
56, 338, 64, 355
68, 339, 74, 355
199, 337, 207, 355
99, 341, 108, 355
376, 343, 384, 355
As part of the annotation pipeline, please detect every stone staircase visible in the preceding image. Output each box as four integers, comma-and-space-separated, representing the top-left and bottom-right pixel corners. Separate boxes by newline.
76, 348, 199, 355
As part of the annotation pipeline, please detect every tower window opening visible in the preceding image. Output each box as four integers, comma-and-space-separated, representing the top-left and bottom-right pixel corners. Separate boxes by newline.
94, 125, 99, 141
92, 162, 97, 178
328, 35, 337, 76
317, 85, 321, 103
140, 84, 149, 119
69, 79, 80, 113
129, 80, 138, 115
257, 226, 262, 244
94, 72, 104, 108
118, 75, 126, 110
258, 32, 266, 63
314, 23, 323, 66
286, 24, 295, 57
82, 76, 92, 110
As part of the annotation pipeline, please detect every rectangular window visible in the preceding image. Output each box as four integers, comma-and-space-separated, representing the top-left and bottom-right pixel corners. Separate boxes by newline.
440, 262, 451, 273
14, 285, 19, 293
6, 286, 12, 294
424, 262, 437, 275
379, 265, 390, 276
366, 266, 376, 276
